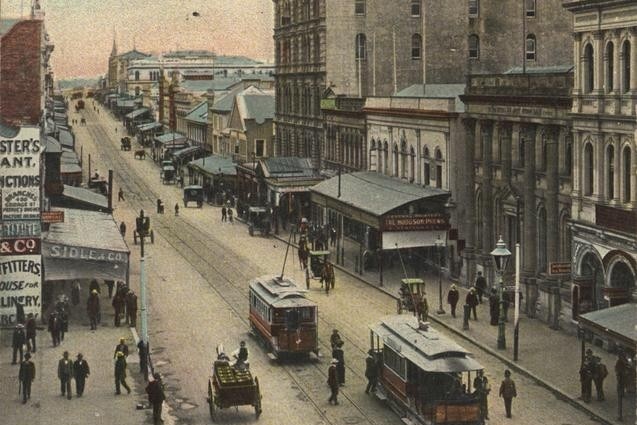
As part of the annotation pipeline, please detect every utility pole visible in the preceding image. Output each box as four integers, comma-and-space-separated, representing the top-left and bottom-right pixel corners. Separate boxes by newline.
514, 196, 521, 361
136, 210, 149, 380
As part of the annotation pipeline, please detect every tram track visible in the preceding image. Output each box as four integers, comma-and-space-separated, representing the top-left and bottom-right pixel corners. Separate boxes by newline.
79, 109, 399, 425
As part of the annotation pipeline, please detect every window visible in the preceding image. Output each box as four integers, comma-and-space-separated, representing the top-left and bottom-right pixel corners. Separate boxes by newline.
134, 71, 140, 81
424, 163, 430, 186
623, 146, 632, 202
411, 34, 422, 59
606, 42, 614, 92
383, 347, 406, 378
525, 0, 536, 17
410, 0, 421, 16
256, 139, 265, 157
135, 86, 140, 96
355, 33, 367, 60
525, 34, 536, 61
355, 0, 365, 15
400, 140, 407, 178
584, 143, 594, 196
584, 44, 594, 93
519, 137, 525, 167
623, 40, 631, 93
468, 35, 479, 59
409, 147, 415, 182
435, 148, 443, 189
565, 136, 573, 177
607, 145, 615, 199
469, 0, 479, 16
281, 1, 291, 25
392, 144, 399, 176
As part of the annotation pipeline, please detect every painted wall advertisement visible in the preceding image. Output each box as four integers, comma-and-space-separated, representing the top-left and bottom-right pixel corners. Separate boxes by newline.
0, 126, 42, 325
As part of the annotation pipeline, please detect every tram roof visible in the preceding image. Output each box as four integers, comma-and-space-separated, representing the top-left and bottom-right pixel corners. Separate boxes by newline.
249, 275, 316, 308
371, 315, 483, 373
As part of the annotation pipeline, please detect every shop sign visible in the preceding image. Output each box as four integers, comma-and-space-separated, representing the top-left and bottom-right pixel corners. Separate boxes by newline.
382, 214, 449, 232
0, 238, 40, 255
41, 210, 64, 223
549, 262, 571, 275
0, 255, 41, 326
0, 220, 41, 238
43, 243, 127, 263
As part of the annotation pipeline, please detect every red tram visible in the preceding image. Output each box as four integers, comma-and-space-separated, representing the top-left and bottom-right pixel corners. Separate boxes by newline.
249, 275, 319, 359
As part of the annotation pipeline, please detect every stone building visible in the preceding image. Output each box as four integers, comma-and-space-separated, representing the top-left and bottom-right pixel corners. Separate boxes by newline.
460, 70, 574, 325
562, 0, 637, 315
107, 38, 149, 93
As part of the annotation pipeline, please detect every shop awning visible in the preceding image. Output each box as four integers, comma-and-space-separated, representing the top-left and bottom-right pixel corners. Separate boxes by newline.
125, 107, 149, 120
170, 145, 203, 162
137, 122, 163, 132
42, 208, 129, 283
579, 304, 637, 350
154, 132, 188, 146
53, 185, 109, 212
188, 155, 237, 176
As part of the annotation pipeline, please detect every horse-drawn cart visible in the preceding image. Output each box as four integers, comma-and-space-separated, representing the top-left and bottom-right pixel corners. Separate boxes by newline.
207, 356, 262, 421
120, 137, 131, 151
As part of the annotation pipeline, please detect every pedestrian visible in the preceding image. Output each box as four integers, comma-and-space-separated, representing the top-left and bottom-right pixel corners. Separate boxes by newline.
330, 329, 343, 350
417, 293, 429, 322
227, 207, 233, 223
235, 341, 248, 369
156, 199, 164, 214
498, 369, 517, 418
115, 127, 117, 133
489, 287, 500, 326
126, 290, 138, 327
502, 290, 510, 322
15, 301, 25, 324
615, 350, 631, 396
466, 287, 479, 320
330, 225, 337, 246
364, 350, 378, 394
119, 221, 126, 237
475, 271, 487, 303
58, 351, 73, 400
58, 308, 69, 342
114, 351, 131, 395
447, 284, 460, 317
105, 280, 115, 298
174, 203, 179, 216
12, 324, 26, 364
19, 352, 35, 404
114, 337, 129, 359
118, 187, 124, 201
89, 279, 101, 296
333, 345, 345, 386
298, 242, 308, 270
580, 351, 594, 403
327, 358, 339, 405
73, 353, 90, 397
473, 369, 490, 420
112, 292, 124, 327
48, 311, 61, 346
87, 289, 100, 330
71, 281, 81, 306
591, 356, 608, 401
221, 206, 227, 222
146, 373, 166, 425
138, 340, 148, 379
25, 313, 36, 353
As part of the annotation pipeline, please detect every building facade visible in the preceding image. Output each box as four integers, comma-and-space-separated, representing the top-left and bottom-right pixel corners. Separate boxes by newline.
563, 0, 637, 315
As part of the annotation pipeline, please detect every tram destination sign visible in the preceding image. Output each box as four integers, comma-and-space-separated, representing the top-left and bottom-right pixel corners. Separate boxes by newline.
382, 214, 449, 232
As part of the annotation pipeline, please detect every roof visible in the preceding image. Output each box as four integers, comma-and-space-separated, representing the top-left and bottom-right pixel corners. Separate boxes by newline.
137, 122, 163, 132
180, 78, 238, 93
45, 136, 62, 154
170, 145, 203, 161
0, 19, 20, 36
119, 49, 150, 61
58, 129, 74, 149
249, 275, 316, 308
59, 185, 108, 210
259, 157, 317, 179
395, 84, 466, 113
188, 155, 237, 176
125, 107, 149, 120
0, 120, 20, 138
311, 171, 449, 217
116, 99, 137, 108
371, 315, 483, 373
154, 132, 188, 145
215, 55, 264, 66
504, 65, 574, 74
579, 304, 637, 349
235, 86, 275, 125
184, 101, 208, 124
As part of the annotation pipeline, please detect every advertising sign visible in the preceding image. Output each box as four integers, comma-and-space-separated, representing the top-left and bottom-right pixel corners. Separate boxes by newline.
382, 214, 449, 232
0, 238, 40, 255
42, 243, 128, 264
0, 255, 42, 325
0, 220, 41, 238
41, 210, 64, 223
549, 262, 571, 275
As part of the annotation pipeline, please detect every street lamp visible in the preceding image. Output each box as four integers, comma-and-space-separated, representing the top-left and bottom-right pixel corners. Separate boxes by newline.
435, 235, 445, 315
490, 236, 511, 350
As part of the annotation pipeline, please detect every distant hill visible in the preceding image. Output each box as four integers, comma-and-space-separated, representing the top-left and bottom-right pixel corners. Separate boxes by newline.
57, 77, 100, 90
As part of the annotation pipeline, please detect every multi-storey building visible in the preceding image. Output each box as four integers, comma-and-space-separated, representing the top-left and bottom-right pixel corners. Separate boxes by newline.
107, 38, 150, 93
562, 0, 636, 315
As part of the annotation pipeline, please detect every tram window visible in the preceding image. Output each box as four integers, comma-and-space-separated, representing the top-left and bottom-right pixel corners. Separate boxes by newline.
286, 309, 300, 330
301, 307, 313, 320
383, 346, 406, 379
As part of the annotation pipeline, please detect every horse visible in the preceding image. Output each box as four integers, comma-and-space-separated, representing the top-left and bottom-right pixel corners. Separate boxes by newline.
80, 117, 86, 126
134, 149, 146, 160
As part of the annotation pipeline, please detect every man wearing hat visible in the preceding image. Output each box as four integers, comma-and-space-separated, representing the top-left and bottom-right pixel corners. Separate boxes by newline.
330, 329, 343, 350
364, 350, 378, 394
465, 287, 479, 320
18, 352, 35, 404
498, 369, 517, 418
580, 349, 594, 403
12, 323, 26, 364
58, 351, 73, 399
87, 289, 100, 330
73, 353, 90, 397
48, 311, 61, 346
447, 284, 460, 317
235, 341, 248, 369
25, 313, 37, 353
327, 358, 339, 405
114, 351, 131, 395
146, 373, 166, 424
114, 337, 129, 359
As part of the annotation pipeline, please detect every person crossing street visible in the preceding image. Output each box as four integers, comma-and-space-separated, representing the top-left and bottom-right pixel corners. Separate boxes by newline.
114, 351, 131, 395
18, 352, 35, 404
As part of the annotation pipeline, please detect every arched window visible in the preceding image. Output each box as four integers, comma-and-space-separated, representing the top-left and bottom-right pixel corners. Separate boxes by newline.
468, 35, 479, 59
606, 42, 614, 92
314, 33, 321, 63
559, 211, 571, 261
537, 206, 547, 272
525, 0, 536, 17
134, 71, 140, 81
370, 139, 377, 171
475, 190, 483, 249
607, 144, 615, 200
411, 34, 422, 59
281, 1, 291, 25
400, 139, 407, 178
355, 33, 366, 60
392, 144, 399, 176
526, 34, 536, 61
584, 143, 594, 196
423, 146, 430, 186
410, 0, 421, 16
383, 141, 389, 174
623, 146, 632, 202
584, 44, 594, 93
565, 136, 573, 177
435, 148, 443, 189
622, 40, 631, 93
409, 147, 415, 182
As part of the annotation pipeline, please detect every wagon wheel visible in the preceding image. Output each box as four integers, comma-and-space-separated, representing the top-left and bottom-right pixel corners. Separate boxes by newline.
208, 381, 216, 421
150, 230, 155, 244
254, 376, 262, 418
133, 231, 138, 245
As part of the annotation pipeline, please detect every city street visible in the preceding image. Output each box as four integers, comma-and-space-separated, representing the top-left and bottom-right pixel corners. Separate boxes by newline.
65, 103, 610, 425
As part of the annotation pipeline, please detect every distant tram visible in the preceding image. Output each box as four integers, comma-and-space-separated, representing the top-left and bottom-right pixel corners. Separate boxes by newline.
370, 315, 484, 425
249, 275, 319, 359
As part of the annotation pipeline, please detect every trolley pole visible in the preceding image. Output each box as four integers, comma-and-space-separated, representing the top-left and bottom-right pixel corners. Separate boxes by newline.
137, 210, 149, 379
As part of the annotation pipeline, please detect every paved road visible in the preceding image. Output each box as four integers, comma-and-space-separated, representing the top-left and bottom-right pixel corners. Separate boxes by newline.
72, 103, 606, 425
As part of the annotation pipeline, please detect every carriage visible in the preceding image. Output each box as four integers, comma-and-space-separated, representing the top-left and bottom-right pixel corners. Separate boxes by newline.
305, 250, 331, 289
160, 165, 176, 184
133, 215, 154, 245
370, 315, 485, 425
88, 176, 108, 195
120, 137, 131, 151
249, 275, 319, 360
183, 185, 204, 208
397, 278, 427, 316
207, 348, 262, 421
247, 206, 271, 236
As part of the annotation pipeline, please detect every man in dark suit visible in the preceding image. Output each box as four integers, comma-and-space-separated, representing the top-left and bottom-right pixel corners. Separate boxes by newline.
73, 353, 90, 397
58, 351, 73, 399
12, 324, 26, 364
19, 352, 35, 404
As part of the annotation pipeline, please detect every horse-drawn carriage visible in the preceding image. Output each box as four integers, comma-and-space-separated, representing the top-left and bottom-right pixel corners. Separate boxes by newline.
88, 175, 108, 195
397, 278, 428, 319
120, 137, 131, 151
247, 206, 271, 236
207, 346, 262, 421
133, 215, 154, 245
304, 250, 333, 290
183, 185, 204, 208
160, 165, 176, 184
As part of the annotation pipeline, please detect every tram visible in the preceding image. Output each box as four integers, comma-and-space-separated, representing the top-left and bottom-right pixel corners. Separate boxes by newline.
370, 315, 484, 425
248, 275, 319, 359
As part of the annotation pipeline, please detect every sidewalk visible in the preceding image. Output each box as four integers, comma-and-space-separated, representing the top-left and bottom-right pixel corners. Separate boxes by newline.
271, 225, 636, 425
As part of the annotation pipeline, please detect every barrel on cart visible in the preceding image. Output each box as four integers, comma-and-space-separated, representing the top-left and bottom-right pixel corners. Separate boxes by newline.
207, 357, 262, 421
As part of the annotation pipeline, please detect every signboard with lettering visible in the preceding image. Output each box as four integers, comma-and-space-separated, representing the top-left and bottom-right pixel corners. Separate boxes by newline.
0, 238, 40, 255
42, 243, 128, 264
41, 210, 64, 224
0, 255, 42, 325
382, 214, 449, 232
549, 262, 571, 275
0, 220, 41, 238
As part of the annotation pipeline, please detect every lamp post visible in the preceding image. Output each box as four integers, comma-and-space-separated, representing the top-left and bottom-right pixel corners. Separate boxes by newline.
435, 235, 445, 315
490, 236, 511, 350
135, 210, 150, 380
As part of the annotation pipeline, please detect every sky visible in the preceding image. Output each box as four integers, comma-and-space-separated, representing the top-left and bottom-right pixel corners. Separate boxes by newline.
1, 0, 274, 79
